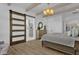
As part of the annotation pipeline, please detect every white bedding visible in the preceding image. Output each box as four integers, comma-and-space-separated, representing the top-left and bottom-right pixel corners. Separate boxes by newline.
41, 33, 76, 47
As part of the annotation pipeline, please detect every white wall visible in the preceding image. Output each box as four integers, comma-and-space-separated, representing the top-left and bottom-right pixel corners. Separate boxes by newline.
46, 15, 63, 33
64, 12, 79, 24
0, 4, 10, 44
36, 14, 63, 34
0, 4, 36, 45
35, 17, 47, 30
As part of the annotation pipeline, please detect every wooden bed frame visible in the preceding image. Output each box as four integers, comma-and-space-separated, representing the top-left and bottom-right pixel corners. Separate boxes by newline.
42, 41, 79, 55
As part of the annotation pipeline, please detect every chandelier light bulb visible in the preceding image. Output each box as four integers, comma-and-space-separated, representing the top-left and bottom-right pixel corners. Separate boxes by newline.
47, 9, 50, 13
43, 10, 47, 15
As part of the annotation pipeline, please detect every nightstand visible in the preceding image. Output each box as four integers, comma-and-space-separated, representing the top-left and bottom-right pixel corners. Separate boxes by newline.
75, 38, 79, 55
36, 29, 47, 40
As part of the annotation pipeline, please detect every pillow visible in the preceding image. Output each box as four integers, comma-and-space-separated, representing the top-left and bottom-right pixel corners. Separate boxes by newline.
71, 29, 78, 37
67, 31, 71, 36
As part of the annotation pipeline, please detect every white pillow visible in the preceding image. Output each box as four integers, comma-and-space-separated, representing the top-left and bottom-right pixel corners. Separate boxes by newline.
67, 31, 71, 36
71, 28, 78, 37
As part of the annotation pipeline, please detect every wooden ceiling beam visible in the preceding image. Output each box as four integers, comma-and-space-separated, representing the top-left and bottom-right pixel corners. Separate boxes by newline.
25, 3, 40, 11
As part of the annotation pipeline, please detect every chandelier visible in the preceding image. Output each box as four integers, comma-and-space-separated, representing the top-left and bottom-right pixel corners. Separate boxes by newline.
43, 4, 54, 16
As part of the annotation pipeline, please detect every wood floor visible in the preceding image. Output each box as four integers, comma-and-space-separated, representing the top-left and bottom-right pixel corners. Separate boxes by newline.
8, 40, 64, 55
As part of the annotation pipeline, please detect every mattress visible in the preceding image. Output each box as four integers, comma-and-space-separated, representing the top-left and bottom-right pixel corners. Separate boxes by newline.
41, 33, 76, 47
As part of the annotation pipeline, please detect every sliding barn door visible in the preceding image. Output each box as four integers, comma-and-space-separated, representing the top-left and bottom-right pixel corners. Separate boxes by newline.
10, 10, 26, 45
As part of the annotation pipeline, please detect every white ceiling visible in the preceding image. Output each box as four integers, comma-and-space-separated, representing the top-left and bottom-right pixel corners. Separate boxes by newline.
27, 3, 58, 14
6, 3, 79, 16
8, 3, 33, 10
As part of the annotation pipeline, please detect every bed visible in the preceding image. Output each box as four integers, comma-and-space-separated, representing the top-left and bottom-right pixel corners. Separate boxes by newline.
41, 33, 79, 55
